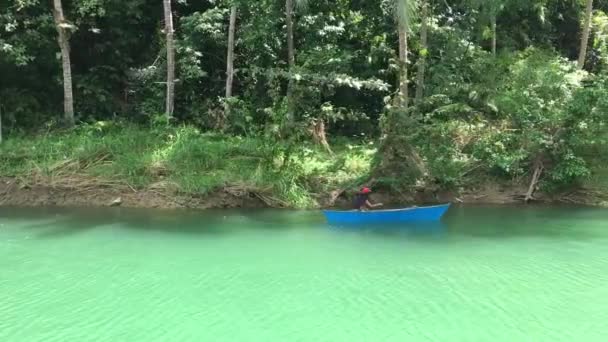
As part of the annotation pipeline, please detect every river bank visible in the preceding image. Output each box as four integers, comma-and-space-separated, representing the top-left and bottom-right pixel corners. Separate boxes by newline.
1, 124, 607, 209
2, 175, 606, 209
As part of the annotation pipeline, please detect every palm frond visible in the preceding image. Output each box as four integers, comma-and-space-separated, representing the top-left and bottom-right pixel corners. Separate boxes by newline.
294, 0, 309, 11
395, 0, 418, 31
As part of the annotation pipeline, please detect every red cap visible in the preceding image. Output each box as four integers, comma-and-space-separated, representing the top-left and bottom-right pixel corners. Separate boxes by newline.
361, 187, 371, 194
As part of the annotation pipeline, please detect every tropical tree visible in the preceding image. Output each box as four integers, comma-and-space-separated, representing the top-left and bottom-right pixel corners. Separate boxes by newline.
373, 0, 427, 185
285, 0, 309, 66
286, 0, 296, 68
578, 0, 594, 69
224, 3, 238, 124
415, 0, 429, 102
284, 0, 308, 126
163, 0, 175, 118
52, 0, 75, 126
395, 0, 417, 108
469, 0, 505, 55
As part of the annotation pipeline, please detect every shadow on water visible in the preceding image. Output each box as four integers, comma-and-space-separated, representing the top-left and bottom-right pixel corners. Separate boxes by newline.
328, 222, 447, 240
0, 207, 235, 239
0, 207, 100, 239
0, 206, 327, 239
1, 204, 607, 241
444, 204, 608, 240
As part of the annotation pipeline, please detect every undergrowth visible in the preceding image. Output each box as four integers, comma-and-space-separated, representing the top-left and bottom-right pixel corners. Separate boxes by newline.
0, 123, 375, 208
1, 122, 606, 207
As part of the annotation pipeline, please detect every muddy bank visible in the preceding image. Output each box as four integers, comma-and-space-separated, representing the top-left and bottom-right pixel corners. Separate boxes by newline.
2, 176, 585, 210
331, 184, 529, 208
0, 178, 267, 209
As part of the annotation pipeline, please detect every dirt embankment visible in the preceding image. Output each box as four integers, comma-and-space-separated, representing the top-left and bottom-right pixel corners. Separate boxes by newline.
0, 178, 267, 209
1, 176, 574, 210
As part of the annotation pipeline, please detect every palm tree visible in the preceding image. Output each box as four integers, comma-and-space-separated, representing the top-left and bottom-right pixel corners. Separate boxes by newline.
578, 0, 594, 69
415, 0, 429, 103
285, 0, 308, 66
384, 0, 427, 176
470, 0, 504, 55
224, 4, 238, 125
284, 0, 333, 152
163, 0, 175, 118
286, 0, 295, 67
284, 0, 307, 125
52, 0, 75, 127
394, 0, 417, 108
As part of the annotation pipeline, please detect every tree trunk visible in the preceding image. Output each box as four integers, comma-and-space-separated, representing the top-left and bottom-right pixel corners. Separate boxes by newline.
398, 22, 409, 109
163, 0, 175, 118
284, 0, 296, 130
415, 0, 428, 103
491, 14, 497, 56
578, 0, 594, 69
311, 120, 333, 154
286, 0, 295, 68
223, 5, 238, 127
0, 105, 3, 143
52, 0, 75, 127
525, 158, 544, 203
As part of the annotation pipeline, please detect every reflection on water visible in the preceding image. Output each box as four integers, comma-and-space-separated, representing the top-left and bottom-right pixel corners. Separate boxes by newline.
329, 221, 447, 238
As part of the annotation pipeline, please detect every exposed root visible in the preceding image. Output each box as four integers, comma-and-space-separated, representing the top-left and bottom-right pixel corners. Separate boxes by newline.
254, 193, 289, 208
223, 183, 287, 208
558, 188, 608, 205
525, 159, 544, 203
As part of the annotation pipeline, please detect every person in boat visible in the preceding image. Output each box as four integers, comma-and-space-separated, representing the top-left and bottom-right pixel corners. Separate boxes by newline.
353, 187, 383, 211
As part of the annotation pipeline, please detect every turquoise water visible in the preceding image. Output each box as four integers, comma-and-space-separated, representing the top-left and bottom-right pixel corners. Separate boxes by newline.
1, 206, 608, 341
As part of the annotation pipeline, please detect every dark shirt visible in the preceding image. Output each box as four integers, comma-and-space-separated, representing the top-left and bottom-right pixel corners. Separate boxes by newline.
353, 193, 369, 209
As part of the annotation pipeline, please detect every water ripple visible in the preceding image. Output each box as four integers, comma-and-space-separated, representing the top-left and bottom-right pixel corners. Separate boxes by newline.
2, 207, 608, 341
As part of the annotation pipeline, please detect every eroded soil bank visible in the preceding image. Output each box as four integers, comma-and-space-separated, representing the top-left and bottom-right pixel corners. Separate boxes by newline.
3, 177, 601, 209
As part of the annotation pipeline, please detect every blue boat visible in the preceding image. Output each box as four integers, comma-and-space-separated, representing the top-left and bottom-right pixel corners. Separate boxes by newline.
323, 203, 451, 225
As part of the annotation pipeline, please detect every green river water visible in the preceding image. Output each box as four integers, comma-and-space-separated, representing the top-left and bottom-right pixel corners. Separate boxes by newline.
1, 205, 608, 341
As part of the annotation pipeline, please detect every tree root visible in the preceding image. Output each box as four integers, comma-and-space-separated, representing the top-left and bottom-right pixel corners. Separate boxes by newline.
558, 188, 608, 205
525, 159, 544, 203
223, 183, 288, 208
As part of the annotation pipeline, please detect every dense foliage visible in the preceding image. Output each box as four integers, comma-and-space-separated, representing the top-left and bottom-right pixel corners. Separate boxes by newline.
1, 0, 608, 205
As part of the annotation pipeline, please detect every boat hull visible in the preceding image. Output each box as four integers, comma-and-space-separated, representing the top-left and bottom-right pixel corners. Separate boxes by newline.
323, 204, 451, 225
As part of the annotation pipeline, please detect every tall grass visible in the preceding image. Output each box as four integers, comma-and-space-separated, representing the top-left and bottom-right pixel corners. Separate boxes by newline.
0, 123, 374, 208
